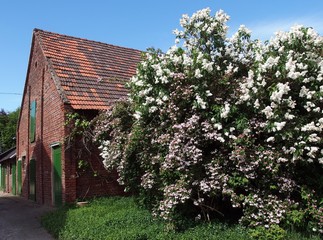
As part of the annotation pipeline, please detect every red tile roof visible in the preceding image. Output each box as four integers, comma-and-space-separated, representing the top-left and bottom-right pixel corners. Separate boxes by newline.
34, 29, 142, 109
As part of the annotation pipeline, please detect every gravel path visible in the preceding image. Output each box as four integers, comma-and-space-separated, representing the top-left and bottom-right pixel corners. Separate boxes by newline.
0, 192, 54, 240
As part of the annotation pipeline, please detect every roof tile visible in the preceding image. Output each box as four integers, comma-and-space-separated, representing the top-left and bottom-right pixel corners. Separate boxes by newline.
35, 29, 142, 109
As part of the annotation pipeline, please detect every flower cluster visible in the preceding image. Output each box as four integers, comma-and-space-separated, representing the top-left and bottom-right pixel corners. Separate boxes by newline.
95, 8, 323, 235
157, 181, 191, 220
240, 194, 289, 228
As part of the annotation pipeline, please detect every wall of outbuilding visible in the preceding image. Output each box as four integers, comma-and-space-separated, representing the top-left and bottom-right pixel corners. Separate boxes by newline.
17, 36, 125, 206
17, 36, 68, 205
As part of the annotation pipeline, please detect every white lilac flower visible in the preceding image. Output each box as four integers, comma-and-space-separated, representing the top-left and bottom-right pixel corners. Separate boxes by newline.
180, 14, 189, 27
317, 72, 323, 82
286, 97, 296, 108
155, 68, 163, 77
160, 76, 169, 84
192, 8, 211, 22
306, 146, 319, 158
215, 9, 230, 24
206, 90, 213, 97
263, 56, 280, 70
195, 69, 203, 78
156, 98, 163, 105
238, 24, 251, 35
196, 95, 207, 109
141, 172, 154, 189
247, 70, 254, 86
238, 83, 250, 102
313, 107, 321, 112
149, 106, 158, 113
266, 137, 275, 142
229, 127, 235, 132
286, 57, 302, 80
274, 121, 286, 131
304, 101, 316, 112
173, 28, 180, 36
299, 86, 310, 98
214, 123, 222, 130
220, 102, 230, 119
134, 79, 144, 87
289, 147, 297, 153
284, 112, 295, 120
243, 128, 251, 134
133, 111, 142, 120
270, 82, 290, 103
262, 106, 274, 119
308, 133, 320, 142
202, 59, 213, 72
225, 63, 234, 75
301, 122, 319, 132
278, 157, 288, 163
197, 52, 204, 61
183, 54, 193, 66
172, 54, 182, 65
162, 95, 168, 101
145, 96, 155, 104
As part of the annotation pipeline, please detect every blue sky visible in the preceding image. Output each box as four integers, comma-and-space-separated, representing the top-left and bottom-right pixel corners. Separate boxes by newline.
1, 0, 322, 112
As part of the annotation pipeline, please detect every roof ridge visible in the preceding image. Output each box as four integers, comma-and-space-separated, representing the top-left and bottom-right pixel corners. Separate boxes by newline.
33, 28, 143, 52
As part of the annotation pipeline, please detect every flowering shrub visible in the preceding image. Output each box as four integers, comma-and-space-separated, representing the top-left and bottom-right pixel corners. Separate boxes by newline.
94, 8, 323, 235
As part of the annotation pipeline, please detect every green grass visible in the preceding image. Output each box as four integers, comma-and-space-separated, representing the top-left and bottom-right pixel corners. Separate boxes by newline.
41, 197, 321, 240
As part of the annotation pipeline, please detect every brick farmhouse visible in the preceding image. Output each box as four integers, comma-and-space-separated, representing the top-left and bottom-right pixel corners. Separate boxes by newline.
16, 29, 142, 206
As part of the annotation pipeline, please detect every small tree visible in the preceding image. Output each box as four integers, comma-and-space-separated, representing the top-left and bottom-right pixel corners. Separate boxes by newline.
0, 108, 19, 153
94, 8, 323, 236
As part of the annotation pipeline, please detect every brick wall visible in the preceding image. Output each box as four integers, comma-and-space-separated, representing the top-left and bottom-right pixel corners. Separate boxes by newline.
17, 35, 126, 206
67, 110, 125, 200
76, 147, 125, 200
17, 36, 67, 205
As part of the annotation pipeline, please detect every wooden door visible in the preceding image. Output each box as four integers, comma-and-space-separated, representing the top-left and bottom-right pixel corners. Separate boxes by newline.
0, 164, 5, 191
17, 160, 22, 195
52, 146, 62, 206
29, 159, 36, 201
11, 163, 16, 195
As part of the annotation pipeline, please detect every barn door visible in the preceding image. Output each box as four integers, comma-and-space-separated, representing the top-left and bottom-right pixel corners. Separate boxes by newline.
0, 164, 2, 190
1, 165, 6, 191
52, 145, 62, 206
0, 164, 4, 191
12, 163, 16, 195
17, 160, 22, 195
29, 159, 36, 201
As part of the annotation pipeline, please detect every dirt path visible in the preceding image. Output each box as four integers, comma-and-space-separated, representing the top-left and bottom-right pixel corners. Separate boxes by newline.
0, 192, 54, 240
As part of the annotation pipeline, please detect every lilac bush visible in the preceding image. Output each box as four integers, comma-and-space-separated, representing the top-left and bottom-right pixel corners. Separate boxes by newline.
95, 8, 323, 235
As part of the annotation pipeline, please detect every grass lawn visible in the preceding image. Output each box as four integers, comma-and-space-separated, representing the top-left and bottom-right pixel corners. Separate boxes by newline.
41, 196, 321, 240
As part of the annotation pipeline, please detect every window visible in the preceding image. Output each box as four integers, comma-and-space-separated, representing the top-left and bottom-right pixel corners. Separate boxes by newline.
30, 100, 36, 143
